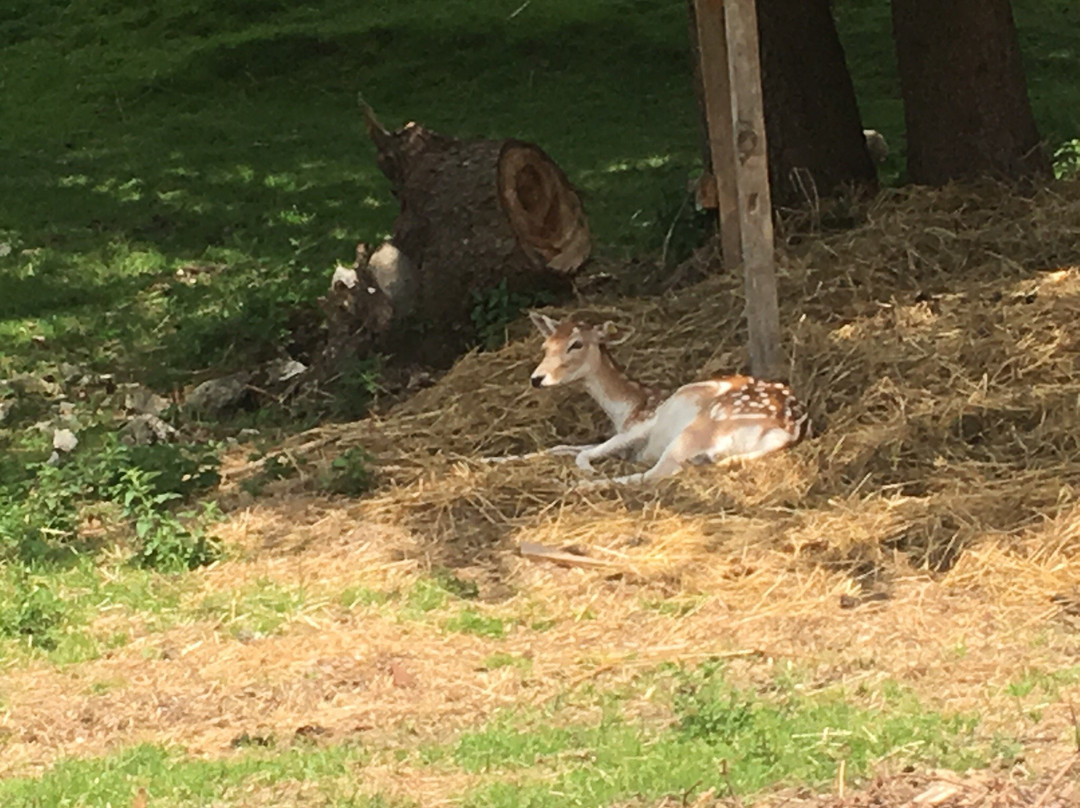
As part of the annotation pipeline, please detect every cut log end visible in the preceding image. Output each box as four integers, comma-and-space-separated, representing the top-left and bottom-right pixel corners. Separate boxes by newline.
497, 141, 590, 273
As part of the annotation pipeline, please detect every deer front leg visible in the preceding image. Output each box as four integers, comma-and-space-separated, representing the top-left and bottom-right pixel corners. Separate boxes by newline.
575, 430, 689, 488
479, 443, 600, 464
574, 420, 653, 472
576, 448, 685, 488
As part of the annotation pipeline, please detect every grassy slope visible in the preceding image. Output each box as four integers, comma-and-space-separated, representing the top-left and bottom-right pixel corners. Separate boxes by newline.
0, 0, 702, 386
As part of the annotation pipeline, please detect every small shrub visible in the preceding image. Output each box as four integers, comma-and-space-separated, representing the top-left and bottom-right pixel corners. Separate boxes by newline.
0, 462, 85, 563
113, 467, 221, 572
126, 442, 221, 500
1053, 138, 1080, 180
323, 447, 375, 496
331, 356, 383, 420
0, 577, 68, 650
0, 435, 223, 569
470, 280, 555, 351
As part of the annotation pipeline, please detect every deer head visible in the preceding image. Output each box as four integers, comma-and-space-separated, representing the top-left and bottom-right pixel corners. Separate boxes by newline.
527, 313, 627, 388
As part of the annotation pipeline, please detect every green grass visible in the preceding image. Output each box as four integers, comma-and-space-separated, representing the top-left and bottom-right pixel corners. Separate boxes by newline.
443, 608, 508, 639
0, 742, 382, 808
1, 0, 1076, 388
445, 663, 990, 807
0, 0, 706, 390
0, 2, 1075, 798
0, 661, 1020, 806
195, 578, 309, 639
3, 0, 1072, 384
336, 585, 392, 611
0, 559, 191, 665
402, 571, 480, 617
640, 594, 707, 618
482, 652, 533, 672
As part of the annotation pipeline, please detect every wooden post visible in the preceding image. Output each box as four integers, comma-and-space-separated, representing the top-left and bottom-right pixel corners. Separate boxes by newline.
693, 0, 741, 270
693, 0, 783, 381
725, 0, 781, 380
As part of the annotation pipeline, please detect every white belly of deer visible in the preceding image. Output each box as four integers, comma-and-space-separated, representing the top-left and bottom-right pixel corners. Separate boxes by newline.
636, 384, 717, 464
705, 422, 796, 463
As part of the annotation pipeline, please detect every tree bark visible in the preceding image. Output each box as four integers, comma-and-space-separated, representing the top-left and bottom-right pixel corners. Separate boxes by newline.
892, 0, 1051, 185
686, 0, 713, 176
756, 0, 878, 209
359, 104, 590, 365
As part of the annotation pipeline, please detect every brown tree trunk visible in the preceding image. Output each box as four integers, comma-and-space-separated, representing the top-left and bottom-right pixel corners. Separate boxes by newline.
892, 0, 1051, 185
359, 106, 590, 365
686, 0, 713, 177
756, 0, 878, 209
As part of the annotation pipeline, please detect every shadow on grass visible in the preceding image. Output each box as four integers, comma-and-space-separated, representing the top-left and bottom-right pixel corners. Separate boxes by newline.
0, 1, 705, 383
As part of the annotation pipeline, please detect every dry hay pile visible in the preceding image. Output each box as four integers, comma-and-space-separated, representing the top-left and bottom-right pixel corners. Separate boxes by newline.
236, 181, 1080, 593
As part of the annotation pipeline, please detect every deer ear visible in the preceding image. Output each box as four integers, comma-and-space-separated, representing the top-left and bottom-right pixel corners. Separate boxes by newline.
599, 320, 630, 345
528, 311, 560, 337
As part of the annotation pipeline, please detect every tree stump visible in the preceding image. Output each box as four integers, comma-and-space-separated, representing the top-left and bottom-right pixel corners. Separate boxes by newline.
361, 101, 591, 365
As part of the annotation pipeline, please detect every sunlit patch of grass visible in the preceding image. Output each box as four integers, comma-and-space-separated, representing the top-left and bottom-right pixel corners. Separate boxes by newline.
482, 652, 532, 672
1003, 664, 1080, 725
0, 559, 195, 666
195, 578, 309, 639
402, 571, 480, 617
452, 662, 992, 807
337, 585, 393, 611
0, 743, 387, 807
442, 608, 507, 639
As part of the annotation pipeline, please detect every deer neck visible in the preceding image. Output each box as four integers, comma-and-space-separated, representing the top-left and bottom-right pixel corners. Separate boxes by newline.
583, 349, 651, 432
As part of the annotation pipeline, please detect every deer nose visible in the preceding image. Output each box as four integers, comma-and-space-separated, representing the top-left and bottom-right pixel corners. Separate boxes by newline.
531, 375, 544, 388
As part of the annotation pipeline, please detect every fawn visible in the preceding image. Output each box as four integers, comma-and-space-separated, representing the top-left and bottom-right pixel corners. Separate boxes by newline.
486, 312, 808, 487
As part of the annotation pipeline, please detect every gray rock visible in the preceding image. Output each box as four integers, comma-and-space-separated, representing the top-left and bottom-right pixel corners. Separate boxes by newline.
330, 265, 359, 290
264, 358, 307, 384
10, 374, 61, 397
58, 363, 85, 384
121, 383, 170, 416
119, 414, 180, 445
185, 371, 251, 414
52, 428, 78, 453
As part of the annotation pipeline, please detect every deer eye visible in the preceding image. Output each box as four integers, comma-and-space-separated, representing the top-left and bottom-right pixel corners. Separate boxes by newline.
567, 340, 584, 352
